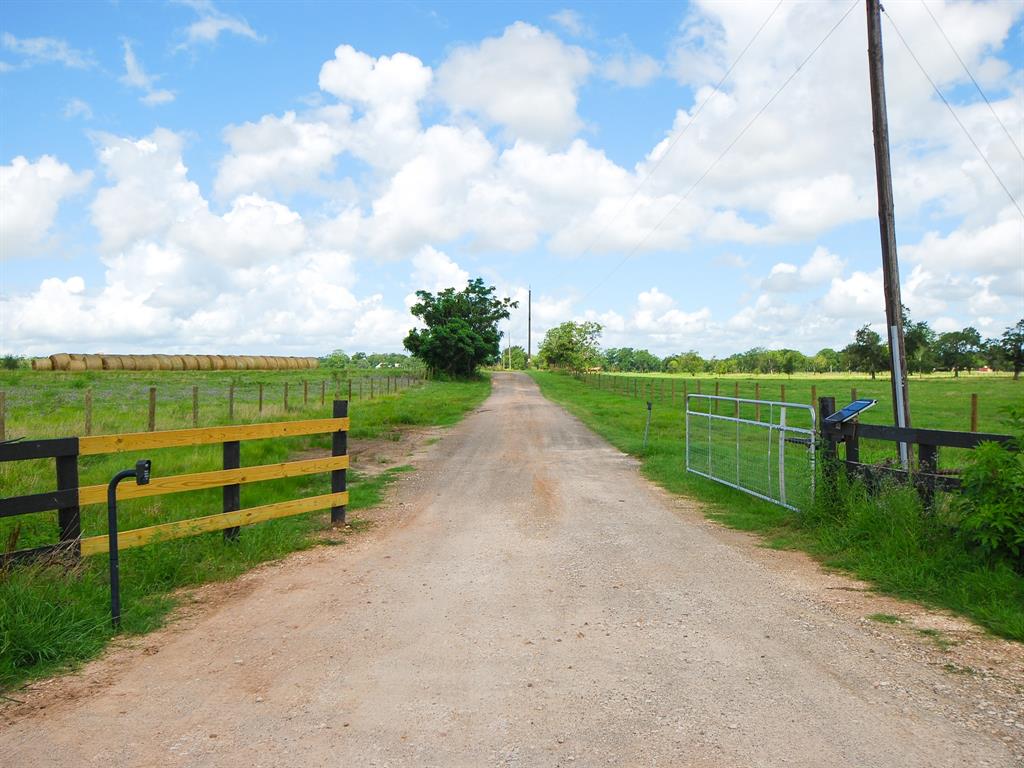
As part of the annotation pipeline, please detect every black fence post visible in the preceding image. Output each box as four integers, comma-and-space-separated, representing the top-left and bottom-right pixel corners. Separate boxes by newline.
56, 452, 81, 555
819, 397, 838, 495
331, 399, 348, 525
223, 441, 241, 541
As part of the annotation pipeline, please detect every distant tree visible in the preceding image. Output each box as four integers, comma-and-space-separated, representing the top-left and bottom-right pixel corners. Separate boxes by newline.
632, 349, 661, 373
812, 348, 841, 373
502, 345, 528, 370
999, 318, 1024, 380
538, 321, 603, 372
900, 307, 936, 375
843, 325, 888, 379
2, 355, 21, 370
934, 327, 982, 377
320, 349, 351, 368
404, 278, 516, 377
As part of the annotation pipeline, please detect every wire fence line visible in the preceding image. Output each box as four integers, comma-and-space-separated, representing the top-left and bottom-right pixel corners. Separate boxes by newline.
0, 372, 423, 440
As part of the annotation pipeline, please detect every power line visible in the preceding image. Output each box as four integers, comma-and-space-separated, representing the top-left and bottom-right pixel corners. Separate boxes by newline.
548, 0, 784, 284
883, 8, 1024, 218
919, 0, 1024, 162
579, 0, 860, 303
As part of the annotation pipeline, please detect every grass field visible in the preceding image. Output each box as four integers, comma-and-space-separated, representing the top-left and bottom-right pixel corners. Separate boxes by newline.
0, 371, 490, 691
530, 370, 1024, 643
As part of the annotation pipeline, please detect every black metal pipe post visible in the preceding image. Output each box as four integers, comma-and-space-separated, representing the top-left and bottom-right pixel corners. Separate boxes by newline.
331, 399, 348, 525
107, 460, 150, 630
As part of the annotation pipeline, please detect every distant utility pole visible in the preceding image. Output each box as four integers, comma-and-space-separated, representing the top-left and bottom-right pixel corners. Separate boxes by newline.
527, 287, 532, 366
867, 0, 911, 466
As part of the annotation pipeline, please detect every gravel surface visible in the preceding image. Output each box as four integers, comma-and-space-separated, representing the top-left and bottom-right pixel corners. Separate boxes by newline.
2, 372, 1021, 767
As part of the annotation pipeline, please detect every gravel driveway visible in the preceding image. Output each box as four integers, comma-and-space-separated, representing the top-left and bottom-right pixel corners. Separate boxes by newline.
2, 372, 1020, 767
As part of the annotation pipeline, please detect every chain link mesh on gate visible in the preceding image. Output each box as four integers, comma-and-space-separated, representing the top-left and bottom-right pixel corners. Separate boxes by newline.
685, 394, 816, 512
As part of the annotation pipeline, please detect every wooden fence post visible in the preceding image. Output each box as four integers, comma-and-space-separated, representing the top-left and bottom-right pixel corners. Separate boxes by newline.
780, 384, 786, 403
148, 387, 157, 431
714, 380, 720, 413
970, 394, 978, 432
192, 385, 199, 427
851, 387, 857, 402
370, 378, 375, 399
223, 440, 241, 541
811, 385, 817, 420
228, 384, 235, 422
258, 383, 264, 414
754, 382, 761, 421
733, 382, 739, 417
696, 379, 701, 395
284, 382, 289, 412
84, 389, 93, 436
0, 390, 5, 441
303, 380, 308, 406
348, 379, 353, 402
321, 380, 326, 407
331, 399, 348, 525
56, 452, 81, 555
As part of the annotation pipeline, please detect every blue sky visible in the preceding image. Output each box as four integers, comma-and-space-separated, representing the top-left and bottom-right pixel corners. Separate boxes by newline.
1, 0, 1022, 357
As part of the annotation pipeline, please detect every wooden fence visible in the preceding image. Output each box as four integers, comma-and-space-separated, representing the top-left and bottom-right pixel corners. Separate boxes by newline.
0, 401, 350, 565
817, 396, 1013, 506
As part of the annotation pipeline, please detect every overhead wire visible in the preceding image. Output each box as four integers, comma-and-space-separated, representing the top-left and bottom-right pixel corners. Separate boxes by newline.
882, 7, 1024, 218
918, 0, 1024, 163
577, 0, 861, 303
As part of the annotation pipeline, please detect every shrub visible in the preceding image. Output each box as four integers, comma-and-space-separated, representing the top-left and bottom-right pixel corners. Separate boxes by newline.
956, 410, 1024, 570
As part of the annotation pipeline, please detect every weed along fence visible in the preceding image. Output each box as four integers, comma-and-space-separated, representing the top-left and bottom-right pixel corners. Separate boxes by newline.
0, 400, 350, 567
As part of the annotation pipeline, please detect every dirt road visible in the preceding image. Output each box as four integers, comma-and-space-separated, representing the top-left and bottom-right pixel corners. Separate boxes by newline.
2, 372, 1022, 766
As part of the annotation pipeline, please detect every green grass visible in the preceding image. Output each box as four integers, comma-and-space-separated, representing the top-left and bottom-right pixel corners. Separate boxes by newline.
530, 370, 1024, 643
0, 374, 490, 691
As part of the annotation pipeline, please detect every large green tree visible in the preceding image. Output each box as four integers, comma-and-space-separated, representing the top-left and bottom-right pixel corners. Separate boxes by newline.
843, 325, 888, 379
403, 278, 516, 377
538, 321, 603, 371
934, 327, 982, 377
1000, 318, 1024, 380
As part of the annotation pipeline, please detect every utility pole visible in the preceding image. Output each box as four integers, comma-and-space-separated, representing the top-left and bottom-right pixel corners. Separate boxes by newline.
527, 287, 532, 366
866, 0, 911, 467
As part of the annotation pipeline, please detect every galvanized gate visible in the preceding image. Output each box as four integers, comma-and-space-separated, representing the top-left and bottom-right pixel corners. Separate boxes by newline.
685, 394, 816, 511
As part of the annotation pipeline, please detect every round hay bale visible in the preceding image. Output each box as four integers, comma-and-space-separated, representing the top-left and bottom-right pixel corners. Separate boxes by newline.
286, 357, 298, 370
247, 355, 260, 369
196, 355, 212, 371
307, 357, 319, 369
84, 354, 103, 371
50, 353, 72, 371
67, 359, 87, 372
222, 356, 237, 370
102, 356, 123, 370
32, 357, 53, 371
169, 355, 185, 370
137, 355, 158, 371
69, 354, 86, 363
257, 355, 271, 369
154, 355, 171, 371
120, 355, 137, 371
182, 355, 199, 370
211, 356, 226, 371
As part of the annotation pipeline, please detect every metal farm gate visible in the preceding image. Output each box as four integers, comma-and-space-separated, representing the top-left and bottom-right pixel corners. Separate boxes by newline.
685, 394, 816, 512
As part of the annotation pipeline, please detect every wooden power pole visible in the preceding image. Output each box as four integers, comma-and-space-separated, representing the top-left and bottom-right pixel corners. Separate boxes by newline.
527, 287, 532, 366
866, 0, 911, 466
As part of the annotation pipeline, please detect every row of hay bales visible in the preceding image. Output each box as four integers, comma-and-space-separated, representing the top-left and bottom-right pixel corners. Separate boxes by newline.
32, 354, 319, 372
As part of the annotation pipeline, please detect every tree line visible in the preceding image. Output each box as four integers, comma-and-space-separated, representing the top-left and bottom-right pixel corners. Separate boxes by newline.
535, 314, 1024, 379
